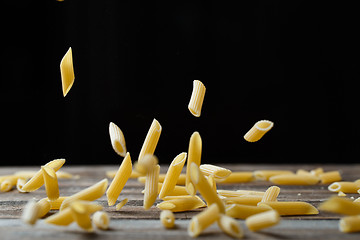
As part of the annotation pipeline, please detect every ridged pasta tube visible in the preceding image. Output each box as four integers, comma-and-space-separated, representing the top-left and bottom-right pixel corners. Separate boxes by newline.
244, 120, 273, 142
186, 132, 202, 196
109, 122, 127, 157
188, 204, 220, 237
245, 210, 280, 232
188, 80, 206, 117
138, 119, 162, 163
60, 47, 75, 97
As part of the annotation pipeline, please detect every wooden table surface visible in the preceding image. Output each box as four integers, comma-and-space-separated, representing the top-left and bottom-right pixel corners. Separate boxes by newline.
1, 164, 360, 239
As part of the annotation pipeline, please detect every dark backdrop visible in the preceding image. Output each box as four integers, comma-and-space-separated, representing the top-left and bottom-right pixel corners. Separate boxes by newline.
1, 1, 359, 166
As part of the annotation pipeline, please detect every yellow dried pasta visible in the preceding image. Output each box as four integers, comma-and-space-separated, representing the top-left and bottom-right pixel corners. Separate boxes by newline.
199, 164, 231, 180
109, 122, 127, 157
245, 209, 280, 232
159, 152, 187, 199
144, 164, 160, 210
156, 195, 206, 212
138, 118, 162, 163
258, 201, 319, 216
253, 170, 294, 181
319, 196, 360, 215
269, 174, 319, 185
339, 215, 360, 233
244, 120, 274, 142
261, 186, 280, 202
42, 166, 60, 201
189, 162, 225, 213
186, 132, 202, 196
93, 211, 110, 230
60, 47, 75, 97
328, 181, 360, 193
217, 214, 244, 239
106, 152, 132, 206
188, 204, 220, 238
217, 172, 254, 184
225, 204, 271, 219
188, 80, 206, 117
116, 198, 128, 210
319, 171, 342, 184
160, 210, 175, 229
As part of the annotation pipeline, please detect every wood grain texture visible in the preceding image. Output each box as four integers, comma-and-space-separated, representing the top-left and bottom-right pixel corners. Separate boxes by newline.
1, 164, 360, 239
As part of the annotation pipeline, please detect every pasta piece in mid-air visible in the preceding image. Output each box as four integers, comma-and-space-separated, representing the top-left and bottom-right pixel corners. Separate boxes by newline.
199, 164, 232, 180
116, 198, 128, 210
159, 152, 187, 199
188, 80, 206, 117
144, 163, 160, 210
244, 120, 273, 142
93, 211, 110, 230
60, 47, 75, 97
109, 122, 127, 157
186, 132, 202, 196
319, 196, 360, 215
157, 195, 206, 212
339, 215, 360, 233
138, 119, 162, 164
42, 166, 60, 201
217, 214, 244, 239
106, 152, 132, 206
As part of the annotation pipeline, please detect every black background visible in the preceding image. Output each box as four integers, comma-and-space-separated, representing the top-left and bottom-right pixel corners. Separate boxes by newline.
1, 1, 359, 166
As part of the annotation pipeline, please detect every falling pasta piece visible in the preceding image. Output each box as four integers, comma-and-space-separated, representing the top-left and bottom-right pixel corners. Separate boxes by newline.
22, 159, 65, 192
42, 196, 68, 210
160, 210, 175, 229
16, 178, 27, 193
144, 164, 160, 210
245, 210, 280, 232
116, 198, 129, 210
159, 152, 187, 199
60, 47, 75, 97
189, 162, 225, 213
45, 208, 74, 226
188, 204, 220, 237
217, 214, 244, 239
22, 200, 40, 225
70, 202, 93, 232
42, 166, 60, 201
106, 152, 132, 206
93, 211, 110, 230
60, 178, 108, 210
109, 122, 127, 157
244, 120, 274, 142
37, 199, 52, 218
186, 132, 202, 196
138, 118, 162, 163
188, 80, 206, 117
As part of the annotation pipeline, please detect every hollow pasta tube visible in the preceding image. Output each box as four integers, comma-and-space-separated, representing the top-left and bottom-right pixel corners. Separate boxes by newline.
116, 198, 128, 210
159, 152, 187, 199
253, 170, 294, 181
188, 204, 220, 238
269, 174, 319, 185
138, 119, 162, 163
319, 171, 342, 184
244, 120, 274, 142
156, 195, 206, 212
199, 164, 231, 180
106, 152, 132, 206
319, 196, 360, 215
339, 215, 360, 233
186, 132, 202, 196
93, 211, 110, 230
217, 172, 254, 184
188, 80, 206, 117
217, 214, 244, 239
225, 204, 272, 219
245, 210, 280, 232
109, 122, 127, 157
189, 162, 225, 213
42, 166, 60, 201
60, 47, 75, 97
261, 186, 280, 202
328, 181, 360, 193
160, 210, 175, 229
258, 201, 319, 216
144, 164, 160, 210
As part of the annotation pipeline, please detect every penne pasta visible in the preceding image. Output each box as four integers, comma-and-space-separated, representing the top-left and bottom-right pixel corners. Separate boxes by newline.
138, 118, 162, 163
217, 190, 265, 198
60, 47, 75, 97
245, 210, 280, 232
135, 154, 159, 176
269, 174, 319, 185
310, 167, 324, 177
22, 159, 65, 192
60, 178, 108, 210
244, 120, 274, 142
253, 170, 294, 181
319, 196, 360, 215
207, 175, 217, 193
188, 204, 220, 238
225, 204, 271, 219
199, 164, 231, 180
42, 166, 60, 201
160, 210, 175, 229
319, 171, 342, 184
37, 198, 51, 218
261, 186, 280, 202
328, 181, 360, 193
116, 198, 129, 210
109, 122, 127, 157
106, 152, 132, 206
159, 152, 187, 199
93, 211, 110, 230
144, 164, 160, 210
22, 200, 40, 225
45, 207, 74, 226
258, 201, 319, 216
216, 172, 254, 184
1, 179, 15, 192
157, 195, 206, 212
188, 80, 206, 117
186, 132, 202, 196
16, 178, 27, 193
189, 162, 225, 213
70, 201, 103, 232
339, 215, 360, 233
224, 196, 263, 206
217, 214, 244, 239
42, 196, 68, 210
